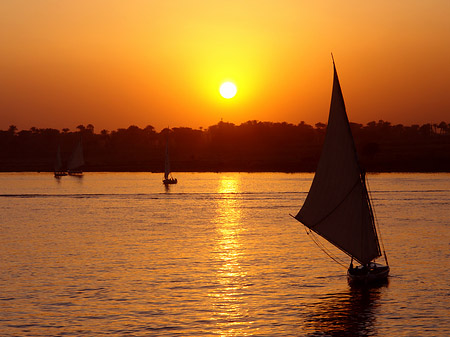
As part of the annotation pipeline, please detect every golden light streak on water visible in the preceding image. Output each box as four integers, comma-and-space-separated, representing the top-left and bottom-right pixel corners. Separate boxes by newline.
209, 174, 252, 336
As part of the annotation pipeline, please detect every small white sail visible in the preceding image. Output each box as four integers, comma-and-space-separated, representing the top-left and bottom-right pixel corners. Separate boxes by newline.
164, 139, 170, 180
67, 140, 84, 171
54, 145, 63, 172
162, 136, 177, 184
295, 61, 381, 265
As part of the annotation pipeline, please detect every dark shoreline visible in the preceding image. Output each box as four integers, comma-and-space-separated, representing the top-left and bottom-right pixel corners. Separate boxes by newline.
2, 169, 449, 173
2, 121, 449, 174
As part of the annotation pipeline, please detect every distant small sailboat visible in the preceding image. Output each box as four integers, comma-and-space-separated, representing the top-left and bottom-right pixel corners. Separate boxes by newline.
293, 56, 389, 284
67, 139, 84, 176
54, 144, 67, 177
163, 138, 177, 185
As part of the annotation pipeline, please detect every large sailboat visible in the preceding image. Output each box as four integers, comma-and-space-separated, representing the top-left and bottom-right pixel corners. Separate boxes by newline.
293, 57, 389, 284
163, 138, 177, 185
54, 144, 67, 177
67, 139, 84, 176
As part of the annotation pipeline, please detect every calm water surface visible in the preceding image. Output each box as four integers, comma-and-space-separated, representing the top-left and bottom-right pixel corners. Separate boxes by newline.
0, 172, 449, 336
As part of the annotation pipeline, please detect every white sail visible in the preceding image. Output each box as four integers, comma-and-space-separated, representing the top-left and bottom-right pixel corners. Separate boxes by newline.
54, 145, 63, 171
295, 61, 381, 265
164, 139, 170, 180
67, 140, 84, 171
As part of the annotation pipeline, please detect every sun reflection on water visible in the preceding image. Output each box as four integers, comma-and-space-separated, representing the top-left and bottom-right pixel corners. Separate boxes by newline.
209, 175, 252, 336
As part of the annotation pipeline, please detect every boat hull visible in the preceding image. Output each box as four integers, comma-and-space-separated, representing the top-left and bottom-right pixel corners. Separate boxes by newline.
68, 170, 83, 176
347, 262, 389, 284
163, 178, 177, 185
54, 171, 67, 177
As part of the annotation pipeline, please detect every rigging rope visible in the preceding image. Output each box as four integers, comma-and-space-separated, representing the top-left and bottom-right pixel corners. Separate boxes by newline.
304, 227, 348, 268
365, 176, 389, 265
366, 179, 389, 265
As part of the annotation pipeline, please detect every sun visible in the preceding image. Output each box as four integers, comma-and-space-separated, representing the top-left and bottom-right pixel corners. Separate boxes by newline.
219, 82, 237, 99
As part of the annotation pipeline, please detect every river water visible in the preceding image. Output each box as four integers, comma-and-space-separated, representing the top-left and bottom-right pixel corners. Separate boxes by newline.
0, 172, 449, 336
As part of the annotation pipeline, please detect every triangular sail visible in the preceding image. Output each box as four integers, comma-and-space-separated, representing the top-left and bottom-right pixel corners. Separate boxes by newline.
295, 61, 381, 265
164, 139, 170, 180
68, 140, 84, 170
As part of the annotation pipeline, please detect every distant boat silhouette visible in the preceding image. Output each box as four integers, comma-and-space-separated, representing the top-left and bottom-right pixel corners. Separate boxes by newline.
293, 56, 389, 284
54, 144, 67, 177
163, 137, 177, 185
67, 139, 84, 176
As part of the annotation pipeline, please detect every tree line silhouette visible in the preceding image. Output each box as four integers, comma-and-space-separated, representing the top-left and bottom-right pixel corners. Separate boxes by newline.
1, 120, 449, 172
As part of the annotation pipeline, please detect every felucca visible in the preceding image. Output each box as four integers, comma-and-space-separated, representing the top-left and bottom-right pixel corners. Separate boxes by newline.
293, 57, 389, 284
163, 137, 177, 185
54, 144, 67, 177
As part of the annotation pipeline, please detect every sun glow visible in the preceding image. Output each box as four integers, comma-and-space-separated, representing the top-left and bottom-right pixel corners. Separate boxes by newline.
219, 82, 237, 99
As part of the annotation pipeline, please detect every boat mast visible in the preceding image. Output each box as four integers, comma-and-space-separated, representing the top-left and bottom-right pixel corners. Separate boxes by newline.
164, 136, 170, 180
333, 55, 377, 265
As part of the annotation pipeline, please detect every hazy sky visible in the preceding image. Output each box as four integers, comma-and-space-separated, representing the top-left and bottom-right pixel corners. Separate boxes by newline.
1, 1, 449, 132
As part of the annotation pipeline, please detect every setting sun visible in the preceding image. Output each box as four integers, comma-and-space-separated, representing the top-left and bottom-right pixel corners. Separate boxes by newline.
219, 82, 237, 99
1, 1, 449, 131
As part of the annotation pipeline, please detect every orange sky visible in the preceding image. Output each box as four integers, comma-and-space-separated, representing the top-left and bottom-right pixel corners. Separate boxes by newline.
1, 1, 449, 132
